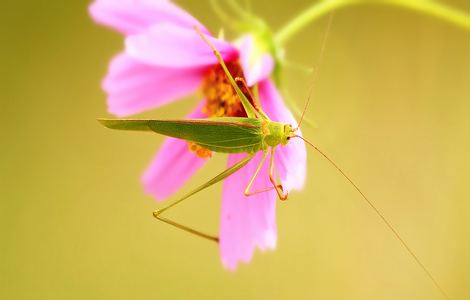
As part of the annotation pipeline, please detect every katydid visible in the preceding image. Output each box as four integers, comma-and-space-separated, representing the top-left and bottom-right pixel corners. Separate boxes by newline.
99, 27, 449, 299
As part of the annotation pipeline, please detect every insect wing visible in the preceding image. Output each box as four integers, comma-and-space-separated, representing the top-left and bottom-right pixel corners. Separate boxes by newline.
99, 118, 263, 152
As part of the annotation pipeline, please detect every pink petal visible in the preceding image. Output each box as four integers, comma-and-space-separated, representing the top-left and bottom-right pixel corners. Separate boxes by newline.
259, 80, 307, 192
142, 101, 209, 200
126, 23, 238, 68
218, 80, 307, 269
219, 153, 277, 270
102, 53, 205, 116
238, 35, 274, 86
89, 0, 209, 36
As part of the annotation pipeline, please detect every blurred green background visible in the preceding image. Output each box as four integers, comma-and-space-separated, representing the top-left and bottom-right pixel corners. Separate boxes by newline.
2, 1, 470, 299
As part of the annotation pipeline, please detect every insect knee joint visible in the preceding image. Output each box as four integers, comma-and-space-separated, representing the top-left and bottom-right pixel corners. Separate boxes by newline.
153, 209, 163, 218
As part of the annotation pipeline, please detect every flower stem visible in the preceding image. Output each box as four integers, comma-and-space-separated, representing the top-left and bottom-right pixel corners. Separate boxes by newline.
275, 0, 470, 45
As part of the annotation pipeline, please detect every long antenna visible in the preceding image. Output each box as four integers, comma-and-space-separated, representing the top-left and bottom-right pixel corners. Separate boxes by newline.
296, 12, 334, 130
293, 134, 451, 300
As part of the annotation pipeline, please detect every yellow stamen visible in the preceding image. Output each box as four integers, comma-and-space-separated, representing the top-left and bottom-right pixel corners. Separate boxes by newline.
188, 142, 212, 158
187, 61, 252, 159
202, 61, 247, 118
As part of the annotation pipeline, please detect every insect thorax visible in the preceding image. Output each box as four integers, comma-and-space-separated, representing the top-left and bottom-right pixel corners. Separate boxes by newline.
263, 121, 292, 148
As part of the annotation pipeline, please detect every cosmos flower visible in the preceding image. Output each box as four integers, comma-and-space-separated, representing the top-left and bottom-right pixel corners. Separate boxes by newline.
90, 0, 306, 270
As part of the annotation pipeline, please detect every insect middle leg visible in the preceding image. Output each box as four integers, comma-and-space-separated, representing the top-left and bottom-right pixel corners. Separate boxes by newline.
244, 148, 288, 200
244, 150, 276, 196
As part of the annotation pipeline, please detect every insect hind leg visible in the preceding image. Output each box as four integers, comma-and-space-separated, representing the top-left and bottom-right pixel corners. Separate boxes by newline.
153, 153, 255, 242
234, 77, 268, 119
153, 211, 219, 243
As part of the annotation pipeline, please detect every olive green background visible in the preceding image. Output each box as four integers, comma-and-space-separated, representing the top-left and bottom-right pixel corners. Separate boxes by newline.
2, 1, 469, 299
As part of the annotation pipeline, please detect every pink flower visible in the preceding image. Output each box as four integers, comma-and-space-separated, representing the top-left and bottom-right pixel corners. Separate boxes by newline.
90, 0, 306, 269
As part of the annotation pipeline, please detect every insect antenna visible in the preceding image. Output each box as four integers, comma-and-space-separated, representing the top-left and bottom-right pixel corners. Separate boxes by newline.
295, 12, 334, 131
293, 134, 451, 300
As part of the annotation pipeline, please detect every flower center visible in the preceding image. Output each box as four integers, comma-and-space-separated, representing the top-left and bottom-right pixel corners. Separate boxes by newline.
188, 61, 251, 159
202, 61, 248, 118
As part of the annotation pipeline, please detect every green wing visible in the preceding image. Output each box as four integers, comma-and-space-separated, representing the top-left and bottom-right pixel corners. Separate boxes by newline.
99, 117, 264, 153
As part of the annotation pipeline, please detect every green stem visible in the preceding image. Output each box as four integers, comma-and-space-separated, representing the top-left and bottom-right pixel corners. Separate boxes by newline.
275, 0, 470, 45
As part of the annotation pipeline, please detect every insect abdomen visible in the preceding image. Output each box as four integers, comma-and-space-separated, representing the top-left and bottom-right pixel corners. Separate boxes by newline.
198, 141, 264, 154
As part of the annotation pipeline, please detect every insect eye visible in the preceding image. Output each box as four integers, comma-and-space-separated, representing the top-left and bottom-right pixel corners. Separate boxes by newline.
287, 137, 291, 140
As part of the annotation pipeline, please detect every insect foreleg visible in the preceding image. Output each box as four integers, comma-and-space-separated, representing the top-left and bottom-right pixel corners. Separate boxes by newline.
153, 153, 255, 242
269, 147, 288, 201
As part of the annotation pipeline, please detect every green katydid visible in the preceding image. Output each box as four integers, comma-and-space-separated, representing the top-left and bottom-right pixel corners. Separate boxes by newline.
99, 27, 449, 299
99, 29, 299, 240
